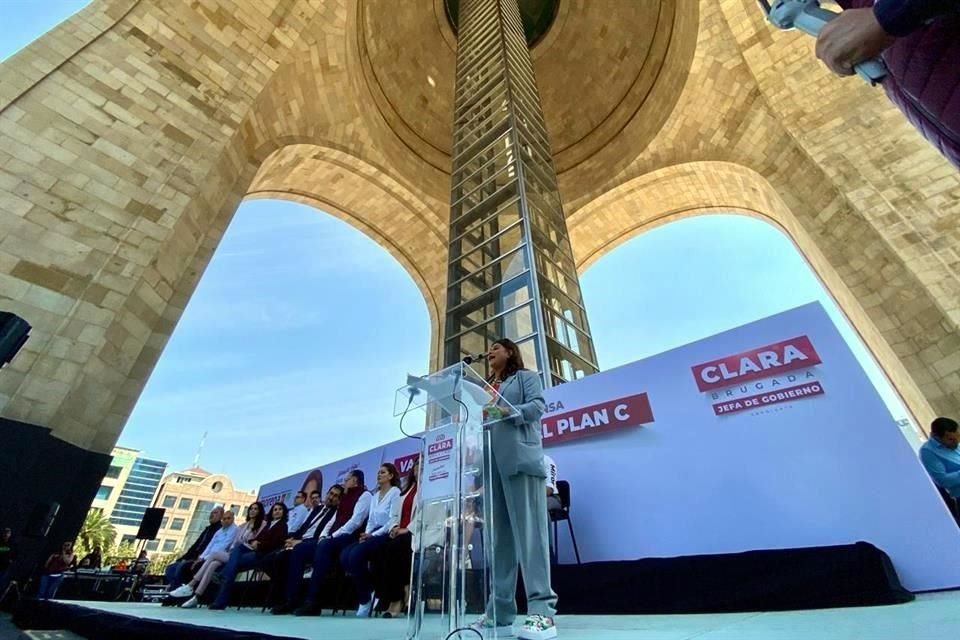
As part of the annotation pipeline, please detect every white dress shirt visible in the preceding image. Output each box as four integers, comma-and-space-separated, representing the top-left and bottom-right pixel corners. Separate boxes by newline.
300, 506, 335, 540
200, 523, 237, 560
323, 491, 373, 538
366, 486, 402, 537
287, 503, 310, 533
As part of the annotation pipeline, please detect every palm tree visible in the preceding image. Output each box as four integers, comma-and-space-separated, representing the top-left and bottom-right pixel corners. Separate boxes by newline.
77, 509, 116, 557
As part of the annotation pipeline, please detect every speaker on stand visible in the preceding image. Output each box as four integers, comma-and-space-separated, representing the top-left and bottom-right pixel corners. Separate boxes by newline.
121, 508, 165, 601
0, 312, 30, 369
136, 508, 164, 542
134, 507, 165, 568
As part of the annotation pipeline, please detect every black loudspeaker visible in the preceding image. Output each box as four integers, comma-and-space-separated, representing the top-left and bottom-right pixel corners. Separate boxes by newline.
25, 501, 60, 538
136, 508, 165, 540
0, 312, 31, 369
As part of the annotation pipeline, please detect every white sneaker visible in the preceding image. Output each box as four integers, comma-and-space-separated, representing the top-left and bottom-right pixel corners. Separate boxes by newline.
356, 593, 376, 617
169, 584, 194, 598
180, 595, 199, 609
469, 615, 515, 638
516, 614, 557, 640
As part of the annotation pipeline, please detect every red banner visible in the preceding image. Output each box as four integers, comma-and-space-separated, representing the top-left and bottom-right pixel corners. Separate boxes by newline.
712, 381, 825, 415
393, 452, 419, 475
541, 393, 654, 445
691, 335, 822, 392
428, 439, 452, 455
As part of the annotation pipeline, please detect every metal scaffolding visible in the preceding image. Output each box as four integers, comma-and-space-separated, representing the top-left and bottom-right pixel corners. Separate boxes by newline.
443, 0, 599, 386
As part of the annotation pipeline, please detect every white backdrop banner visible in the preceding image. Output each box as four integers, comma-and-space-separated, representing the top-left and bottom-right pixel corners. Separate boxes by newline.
260, 303, 960, 591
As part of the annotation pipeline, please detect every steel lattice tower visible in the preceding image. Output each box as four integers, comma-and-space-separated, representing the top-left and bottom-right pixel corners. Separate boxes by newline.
443, 0, 599, 386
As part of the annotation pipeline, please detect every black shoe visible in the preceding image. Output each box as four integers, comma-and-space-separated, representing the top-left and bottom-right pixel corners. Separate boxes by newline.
294, 602, 322, 616
271, 602, 296, 615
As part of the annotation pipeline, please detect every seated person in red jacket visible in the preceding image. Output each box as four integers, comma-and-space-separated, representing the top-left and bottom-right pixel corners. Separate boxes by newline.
37, 541, 76, 600
208, 502, 289, 610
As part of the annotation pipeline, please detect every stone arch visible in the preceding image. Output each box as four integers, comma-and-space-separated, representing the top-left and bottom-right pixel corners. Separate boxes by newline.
245, 143, 447, 369
1, 0, 956, 575
0, 0, 449, 456
124, 138, 446, 457
568, 161, 936, 431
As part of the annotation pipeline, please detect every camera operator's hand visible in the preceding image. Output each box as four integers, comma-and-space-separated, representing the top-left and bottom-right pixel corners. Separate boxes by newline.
816, 8, 896, 76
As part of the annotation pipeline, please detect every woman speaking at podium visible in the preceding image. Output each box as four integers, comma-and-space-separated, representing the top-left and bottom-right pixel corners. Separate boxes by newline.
475, 338, 557, 640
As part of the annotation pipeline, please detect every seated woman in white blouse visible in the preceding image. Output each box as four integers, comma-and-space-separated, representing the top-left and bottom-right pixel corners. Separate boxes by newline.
339, 463, 401, 616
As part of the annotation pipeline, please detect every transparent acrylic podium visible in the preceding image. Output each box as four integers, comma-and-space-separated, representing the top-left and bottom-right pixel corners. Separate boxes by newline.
395, 361, 518, 640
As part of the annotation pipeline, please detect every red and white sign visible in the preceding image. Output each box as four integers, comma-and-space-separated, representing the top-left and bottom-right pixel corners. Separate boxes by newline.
712, 381, 825, 415
691, 336, 821, 392
393, 451, 419, 475
428, 438, 453, 456
541, 393, 654, 445
421, 424, 456, 501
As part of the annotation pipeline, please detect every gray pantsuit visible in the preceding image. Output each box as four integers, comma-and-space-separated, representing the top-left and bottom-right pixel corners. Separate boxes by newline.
486, 369, 558, 623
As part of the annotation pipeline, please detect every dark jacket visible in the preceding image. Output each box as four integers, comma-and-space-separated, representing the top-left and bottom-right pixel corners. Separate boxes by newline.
179, 521, 221, 562
250, 519, 288, 555
79, 551, 101, 569
291, 506, 336, 540
841, 0, 960, 167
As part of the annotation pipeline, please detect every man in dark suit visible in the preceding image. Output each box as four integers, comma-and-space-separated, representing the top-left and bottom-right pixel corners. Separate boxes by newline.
164, 506, 223, 590
268, 485, 343, 614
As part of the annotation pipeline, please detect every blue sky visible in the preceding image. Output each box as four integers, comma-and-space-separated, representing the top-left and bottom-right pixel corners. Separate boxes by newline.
2, 2, 915, 492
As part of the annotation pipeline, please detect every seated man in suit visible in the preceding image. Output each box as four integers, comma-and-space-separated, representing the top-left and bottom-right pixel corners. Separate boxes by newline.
265, 485, 342, 612
164, 506, 223, 590
286, 491, 311, 533
288, 470, 371, 617
920, 417, 960, 522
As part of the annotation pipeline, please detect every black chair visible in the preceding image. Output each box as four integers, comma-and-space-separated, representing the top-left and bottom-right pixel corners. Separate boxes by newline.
329, 564, 356, 616
236, 568, 260, 610
936, 486, 960, 526
549, 480, 581, 565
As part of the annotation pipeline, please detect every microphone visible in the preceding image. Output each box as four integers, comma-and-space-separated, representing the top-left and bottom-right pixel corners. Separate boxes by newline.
462, 353, 487, 365
404, 374, 425, 402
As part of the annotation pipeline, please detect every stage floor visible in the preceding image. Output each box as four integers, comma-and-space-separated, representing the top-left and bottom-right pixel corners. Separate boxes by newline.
24, 591, 959, 639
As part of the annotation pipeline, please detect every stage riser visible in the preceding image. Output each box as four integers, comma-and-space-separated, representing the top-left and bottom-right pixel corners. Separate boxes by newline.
549, 542, 913, 614
13, 542, 913, 640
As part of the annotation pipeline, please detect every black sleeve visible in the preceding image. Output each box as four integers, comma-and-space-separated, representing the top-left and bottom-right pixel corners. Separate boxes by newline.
873, 0, 959, 36
179, 526, 211, 560
178, 540, 200, 561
